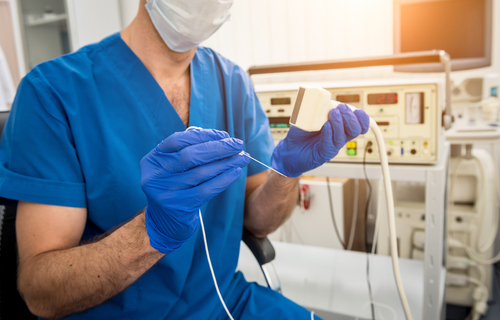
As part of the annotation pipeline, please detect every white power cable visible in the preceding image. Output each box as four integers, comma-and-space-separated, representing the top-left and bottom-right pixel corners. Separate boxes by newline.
468, 277, 489, 320
191, 122, 412, 319
450, 237, 500, 265
369, 118, 413, 320
471, 156, 494, 253
449, 155, 497, 254
491, 143, 500, 202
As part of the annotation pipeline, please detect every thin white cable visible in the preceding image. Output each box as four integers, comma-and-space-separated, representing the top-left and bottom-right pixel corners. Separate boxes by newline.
371, 181, 382, 255
201, 206, 316, 320
465, 244, 500, 265
199, 210, 235, 320
186, 127, 234, 319
347, 179, 360, 251
452, 237, 500, 265
190, 126, 311, 320
371, 215, 380, 255
468, 276, 489, 320
191, 124, 411, 319
369, 118, 413, 320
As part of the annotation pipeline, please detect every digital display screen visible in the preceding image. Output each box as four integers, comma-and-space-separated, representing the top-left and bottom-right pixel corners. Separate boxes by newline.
269, 117, 290, 128
336, 94, 360, 103
367, 93, 398, 105
271, 97, 291, 105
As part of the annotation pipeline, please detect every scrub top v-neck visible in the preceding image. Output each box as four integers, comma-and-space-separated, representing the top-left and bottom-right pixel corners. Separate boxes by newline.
0, 33, 315, 320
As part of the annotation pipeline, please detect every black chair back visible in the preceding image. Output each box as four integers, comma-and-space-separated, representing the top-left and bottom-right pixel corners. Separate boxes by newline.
0, 111, 36, 319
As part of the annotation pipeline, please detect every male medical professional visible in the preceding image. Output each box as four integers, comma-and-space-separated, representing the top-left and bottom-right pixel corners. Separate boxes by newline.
0, 0, 369, 319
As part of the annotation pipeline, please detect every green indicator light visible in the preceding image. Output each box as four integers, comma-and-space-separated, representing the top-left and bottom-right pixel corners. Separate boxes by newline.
276, 124, 288, 128
389, 141, 393, 145
379, 108, 383, 112
347, 149, 357, 156
270, 124, 276, 128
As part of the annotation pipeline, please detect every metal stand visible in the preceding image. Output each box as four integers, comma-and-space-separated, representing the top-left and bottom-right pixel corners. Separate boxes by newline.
305, 142, 450, 320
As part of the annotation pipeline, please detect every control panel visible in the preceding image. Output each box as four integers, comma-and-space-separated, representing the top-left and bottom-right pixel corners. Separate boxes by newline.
256, 79, 444, 164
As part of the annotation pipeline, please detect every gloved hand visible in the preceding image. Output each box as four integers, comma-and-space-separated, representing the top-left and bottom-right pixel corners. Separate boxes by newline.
272, 104, 370, 177
141, 128, 250, 254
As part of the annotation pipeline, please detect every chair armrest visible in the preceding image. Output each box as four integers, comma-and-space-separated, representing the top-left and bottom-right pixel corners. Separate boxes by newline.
242, 228, 275, 265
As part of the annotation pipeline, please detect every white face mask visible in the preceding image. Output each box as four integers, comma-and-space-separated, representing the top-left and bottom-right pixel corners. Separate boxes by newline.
146, 0, 233, 53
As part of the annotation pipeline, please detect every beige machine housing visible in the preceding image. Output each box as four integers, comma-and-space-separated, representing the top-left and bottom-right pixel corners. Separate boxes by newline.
256, 79, 444, 164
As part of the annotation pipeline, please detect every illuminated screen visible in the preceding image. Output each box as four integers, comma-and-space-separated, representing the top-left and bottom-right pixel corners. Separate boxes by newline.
269, 117, 290, 128
367, 93, 398, 105
400, 0, 485, 60
336, 94, 360, 103
271, 97, 291, 105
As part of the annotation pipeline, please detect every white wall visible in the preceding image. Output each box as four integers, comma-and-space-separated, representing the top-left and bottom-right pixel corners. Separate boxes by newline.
202, 0, 394, 71
119, 0, 139, 28
118, 0, 394, 71
118, 0, 500, 83
66, 0, 122, 50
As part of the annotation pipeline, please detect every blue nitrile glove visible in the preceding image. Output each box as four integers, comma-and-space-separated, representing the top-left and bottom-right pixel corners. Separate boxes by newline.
272, 104, 370, 177
140, 128, 250, 254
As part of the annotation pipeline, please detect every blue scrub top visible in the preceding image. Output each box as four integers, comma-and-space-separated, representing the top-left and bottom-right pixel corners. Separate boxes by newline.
0, 33, 315, 320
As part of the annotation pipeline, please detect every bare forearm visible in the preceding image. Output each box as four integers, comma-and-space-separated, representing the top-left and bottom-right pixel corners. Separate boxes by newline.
244, 171, 299, 237
18, 211, 163, 319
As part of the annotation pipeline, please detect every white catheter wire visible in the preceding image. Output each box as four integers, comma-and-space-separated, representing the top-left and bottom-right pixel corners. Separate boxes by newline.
369, 118, 413, 320
189, 126, 318, 319
199, 209, 235, 320
201, 205, 315, 320
239, 151, 288, 177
